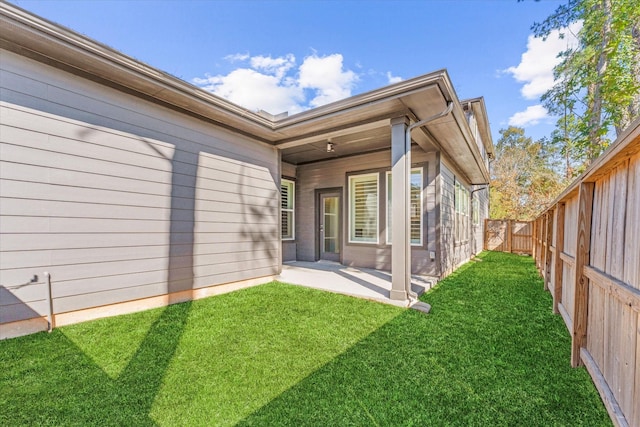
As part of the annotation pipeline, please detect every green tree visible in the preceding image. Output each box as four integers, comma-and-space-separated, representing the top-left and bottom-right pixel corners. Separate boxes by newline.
549, 111, 585, 179
533, 0, 640, 164
490, 127, 566, 220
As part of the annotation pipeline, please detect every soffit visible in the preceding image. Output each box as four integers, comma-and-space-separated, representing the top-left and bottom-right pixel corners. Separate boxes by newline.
465, 97, 494, 158
277, 83, 447, 165
280, 125, 393, 165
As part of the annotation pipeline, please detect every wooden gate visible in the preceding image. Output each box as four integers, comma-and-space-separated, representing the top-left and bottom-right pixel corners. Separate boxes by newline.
484, 219, 532, 254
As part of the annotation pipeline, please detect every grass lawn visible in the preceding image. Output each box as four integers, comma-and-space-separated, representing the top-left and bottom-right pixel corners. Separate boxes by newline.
0, 252, 610, 426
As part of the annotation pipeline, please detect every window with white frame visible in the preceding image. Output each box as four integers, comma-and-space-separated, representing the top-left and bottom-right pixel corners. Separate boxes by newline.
386, 168, 423, 245
472, 196, 480, 226
349, 173, 379, 243
281, 179, 295, 240
455, 179, 470, 243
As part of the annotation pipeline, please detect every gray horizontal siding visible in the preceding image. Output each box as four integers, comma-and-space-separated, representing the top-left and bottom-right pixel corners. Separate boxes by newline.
2, 241, 275, 270
282, 242, 297, 262
1, 250, 276, 286
281, 162, 297, 178
0, 294, 48, 324
52, 266, 277, 314
296, 148, 438, 275
1, 216, 276, 234
0, 197, 277, 220
439, 159, 473, 276
1, 57, 274, 167
440, 161, 455, 275
1, 232, 279, 252
0, 49, 279, 323
472, 187, 489, 255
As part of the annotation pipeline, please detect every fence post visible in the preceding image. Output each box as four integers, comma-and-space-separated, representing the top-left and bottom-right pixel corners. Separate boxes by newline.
483, 218, 488, 251
539, 216, 544, 273
544, 210, 554, 291
552, 203, 565, 314
506, 219, 513, 253
571, 182, 594, 367
532, 219, 537, 260
537, 218, 542, 269
537, 217, 544, 275
539, 216, 549, 291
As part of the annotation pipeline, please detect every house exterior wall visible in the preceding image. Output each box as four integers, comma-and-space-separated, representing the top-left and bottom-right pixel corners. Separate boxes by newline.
439, 157, 484, 276
295, 148, 439, 276
439, 160, 456, 275
0, 50, 280, 327
471, 187, 489, 255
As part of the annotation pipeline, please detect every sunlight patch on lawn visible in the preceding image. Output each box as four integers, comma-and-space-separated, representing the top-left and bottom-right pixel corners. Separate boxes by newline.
145, 282, 404, 426
61, 308, 164, 379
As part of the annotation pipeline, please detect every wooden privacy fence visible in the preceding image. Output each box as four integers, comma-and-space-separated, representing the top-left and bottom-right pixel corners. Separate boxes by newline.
532, 118, 640, 427
484, 219, 532, 254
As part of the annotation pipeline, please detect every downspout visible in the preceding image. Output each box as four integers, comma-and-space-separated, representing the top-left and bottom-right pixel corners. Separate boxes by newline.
470, 185, 488, 197
404, 101, 454, 300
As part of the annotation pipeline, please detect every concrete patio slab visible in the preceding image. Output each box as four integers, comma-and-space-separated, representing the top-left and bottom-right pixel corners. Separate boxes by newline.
277, 261, 438, 309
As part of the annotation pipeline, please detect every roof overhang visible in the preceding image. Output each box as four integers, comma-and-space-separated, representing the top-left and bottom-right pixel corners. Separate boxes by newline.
0, 2, 275, 141
463, 96, 494, 159
0, 2, 491, 184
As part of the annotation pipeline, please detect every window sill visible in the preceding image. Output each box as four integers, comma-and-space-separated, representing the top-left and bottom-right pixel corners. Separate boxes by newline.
346, 241, 380, 247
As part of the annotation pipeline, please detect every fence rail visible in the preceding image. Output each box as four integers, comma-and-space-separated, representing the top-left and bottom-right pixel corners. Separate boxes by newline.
484, 219, 532, 254
532, 118, 640, 427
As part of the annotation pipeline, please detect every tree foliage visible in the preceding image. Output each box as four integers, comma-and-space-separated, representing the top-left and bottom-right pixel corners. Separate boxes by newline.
490, 127, 566, 220
533, 0, 640, 169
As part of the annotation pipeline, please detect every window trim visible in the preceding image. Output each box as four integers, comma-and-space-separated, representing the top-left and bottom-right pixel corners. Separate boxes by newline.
348, 173, 379, 244
281, 179, 295, 241
386, 167, 423, 246
454, 178, 470, 244
472, 196, 480, 226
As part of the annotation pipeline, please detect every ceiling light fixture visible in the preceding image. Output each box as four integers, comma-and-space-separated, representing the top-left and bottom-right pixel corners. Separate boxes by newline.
326, 141, 335, 153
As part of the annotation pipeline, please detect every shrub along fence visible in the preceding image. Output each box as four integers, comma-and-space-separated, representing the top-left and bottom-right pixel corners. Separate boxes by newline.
532, 118, 640, 427
484, 219, 532, 254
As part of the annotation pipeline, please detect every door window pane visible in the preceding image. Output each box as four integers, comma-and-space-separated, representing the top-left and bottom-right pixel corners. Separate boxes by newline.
323, 196, 340, 253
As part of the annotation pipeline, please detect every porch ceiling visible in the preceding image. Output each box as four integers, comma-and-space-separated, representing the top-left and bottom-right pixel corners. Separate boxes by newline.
277, 83, 447, 165
280, 125, 394, 165
277, 77, 489, 185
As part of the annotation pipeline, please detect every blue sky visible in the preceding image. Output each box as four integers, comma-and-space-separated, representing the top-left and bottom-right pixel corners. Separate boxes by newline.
9, 0, 578, 144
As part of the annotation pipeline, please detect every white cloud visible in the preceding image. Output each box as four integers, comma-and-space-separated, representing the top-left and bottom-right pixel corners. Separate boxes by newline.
249, 54, 295, 79
505, 22, 582, 100
224, 53, 250, 62
508, 105, 549, 126
193, 68, 304, 115
386, 71, 403, 84
193, 52, 359, 115
299, 54, 358, 107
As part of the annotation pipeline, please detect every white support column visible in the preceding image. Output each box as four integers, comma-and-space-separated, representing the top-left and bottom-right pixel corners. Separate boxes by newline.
390, 116, 411, 301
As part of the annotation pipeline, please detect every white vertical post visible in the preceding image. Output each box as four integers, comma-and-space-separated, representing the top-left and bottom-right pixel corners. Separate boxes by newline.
390, 116, 411, 301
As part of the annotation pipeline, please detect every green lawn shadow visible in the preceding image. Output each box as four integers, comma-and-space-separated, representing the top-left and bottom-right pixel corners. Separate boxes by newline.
0, 301, 191, 426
